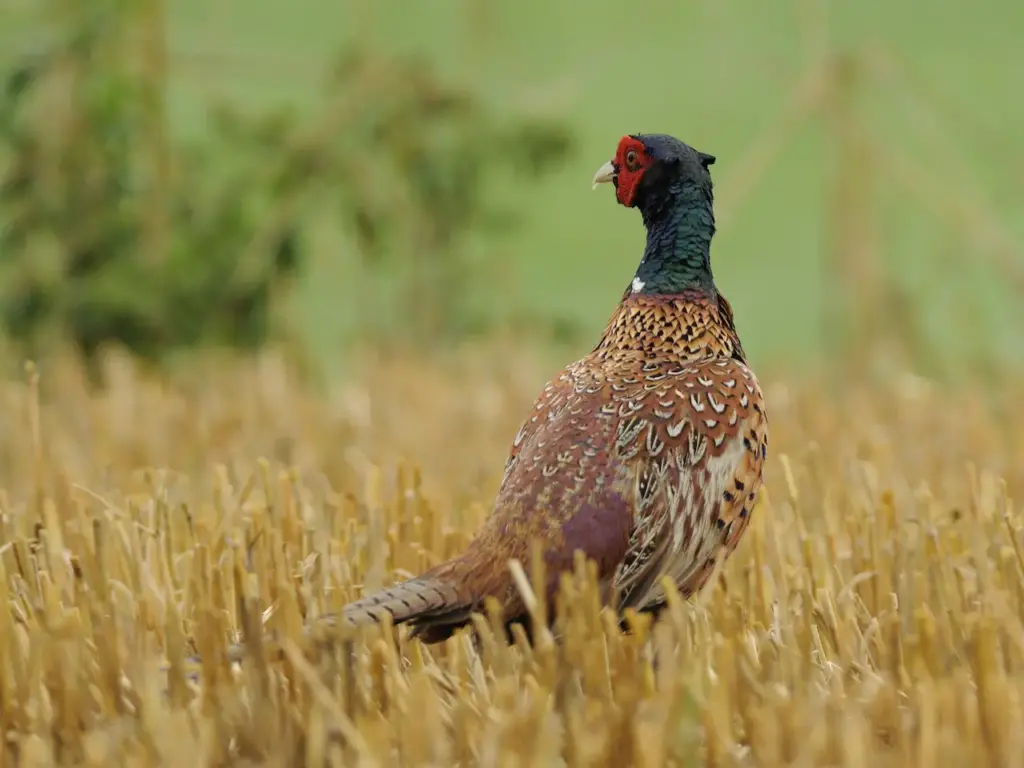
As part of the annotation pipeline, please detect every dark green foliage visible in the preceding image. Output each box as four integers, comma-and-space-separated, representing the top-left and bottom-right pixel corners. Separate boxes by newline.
315, 51, 573, 343
0, 1, 573, 381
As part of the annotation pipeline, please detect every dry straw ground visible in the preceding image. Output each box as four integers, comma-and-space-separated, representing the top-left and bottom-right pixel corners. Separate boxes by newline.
1, 344, 1023, 767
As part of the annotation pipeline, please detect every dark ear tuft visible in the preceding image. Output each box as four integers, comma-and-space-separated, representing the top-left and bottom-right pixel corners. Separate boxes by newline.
698, 152, 716, 169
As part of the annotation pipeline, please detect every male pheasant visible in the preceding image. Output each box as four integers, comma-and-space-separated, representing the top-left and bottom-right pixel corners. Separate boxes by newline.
199, 133, 768, 667
334, 133, 769, 643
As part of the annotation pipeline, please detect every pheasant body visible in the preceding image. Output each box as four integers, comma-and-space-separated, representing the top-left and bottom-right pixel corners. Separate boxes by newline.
340, 285, 767, 642
204, 133, 769, 662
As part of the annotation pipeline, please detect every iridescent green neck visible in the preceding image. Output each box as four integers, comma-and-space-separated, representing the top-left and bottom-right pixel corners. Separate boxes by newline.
631, 182, 716, 296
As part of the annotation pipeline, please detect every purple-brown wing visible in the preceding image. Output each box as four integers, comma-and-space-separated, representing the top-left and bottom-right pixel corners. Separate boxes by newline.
445, 359, 636, 615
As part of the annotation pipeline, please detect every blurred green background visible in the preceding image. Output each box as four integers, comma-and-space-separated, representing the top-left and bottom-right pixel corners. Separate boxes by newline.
0, 0, 1021, 382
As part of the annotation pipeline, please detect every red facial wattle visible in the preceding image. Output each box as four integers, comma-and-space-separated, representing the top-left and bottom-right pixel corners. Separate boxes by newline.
612, 136, 651, 207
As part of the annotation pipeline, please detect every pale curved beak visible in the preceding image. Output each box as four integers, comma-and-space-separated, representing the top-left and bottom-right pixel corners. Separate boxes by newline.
591, 160, 616, 190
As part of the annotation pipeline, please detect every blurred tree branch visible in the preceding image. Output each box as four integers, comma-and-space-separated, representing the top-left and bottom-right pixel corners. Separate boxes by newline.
0, 1, 574, 383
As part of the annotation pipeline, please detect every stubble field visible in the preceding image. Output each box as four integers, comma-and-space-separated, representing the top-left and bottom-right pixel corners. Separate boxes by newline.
1, 345, 1023, 767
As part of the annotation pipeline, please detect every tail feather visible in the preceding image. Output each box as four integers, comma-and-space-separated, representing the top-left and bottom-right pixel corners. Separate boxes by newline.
341, 576, 465, 627
180, 576, 468, 673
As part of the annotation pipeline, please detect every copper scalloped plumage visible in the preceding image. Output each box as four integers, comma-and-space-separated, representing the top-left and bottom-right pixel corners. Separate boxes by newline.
340, 287, 768, 642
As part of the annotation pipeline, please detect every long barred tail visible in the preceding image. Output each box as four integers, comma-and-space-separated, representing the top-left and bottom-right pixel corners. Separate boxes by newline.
340, 576, 464, 627
183, 575, 467, 670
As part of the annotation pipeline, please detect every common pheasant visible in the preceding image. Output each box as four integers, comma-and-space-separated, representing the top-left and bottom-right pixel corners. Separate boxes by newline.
198, 133, 768, 668
334, 133, 769, 644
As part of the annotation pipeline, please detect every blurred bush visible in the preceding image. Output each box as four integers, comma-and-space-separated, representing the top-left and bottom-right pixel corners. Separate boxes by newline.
0, 0, 573, 383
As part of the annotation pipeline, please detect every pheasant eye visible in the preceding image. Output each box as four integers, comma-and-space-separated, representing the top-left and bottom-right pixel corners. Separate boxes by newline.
625, 149, 641, 172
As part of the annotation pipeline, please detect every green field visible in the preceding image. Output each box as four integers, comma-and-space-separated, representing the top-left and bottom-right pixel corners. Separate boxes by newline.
3, 0, 1022, 368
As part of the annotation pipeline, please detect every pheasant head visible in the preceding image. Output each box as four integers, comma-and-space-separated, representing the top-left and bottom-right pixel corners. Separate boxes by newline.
593, 134, 719, 296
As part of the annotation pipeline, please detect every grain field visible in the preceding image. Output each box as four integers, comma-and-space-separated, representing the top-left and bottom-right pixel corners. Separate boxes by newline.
1, 345, 1022, 767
